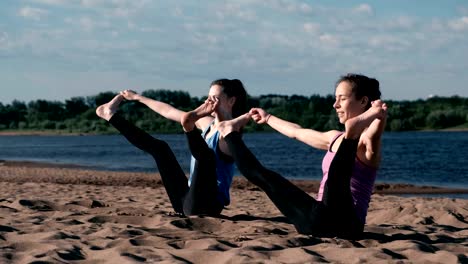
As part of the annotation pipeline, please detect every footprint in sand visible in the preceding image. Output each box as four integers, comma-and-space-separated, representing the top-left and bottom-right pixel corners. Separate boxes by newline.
19, 199, 59, 211
56, 246, 86, 261
87, 215, 160, 226
49, 231, 81, 240
0, 225, 19, 233
0, 205, 18, 213
58, 219, 85, 226
116, 207, 152, 216
121, 252, 147, 262
286, 236, 323, 247
118, 229, 145, 238
66, 199, 108, 208
169, 217, 223, 233
181, 238, 239, 251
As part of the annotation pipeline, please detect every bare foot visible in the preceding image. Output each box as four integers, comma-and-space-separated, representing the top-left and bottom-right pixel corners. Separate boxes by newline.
181, 99, 218, 132
345, 100, 387, 139
216, 113, 251, 138
96, 94, 124, 121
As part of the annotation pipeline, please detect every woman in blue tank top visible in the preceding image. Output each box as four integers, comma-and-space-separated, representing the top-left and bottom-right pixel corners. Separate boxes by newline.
216, 74, 387, 239
96, 79, 247, 216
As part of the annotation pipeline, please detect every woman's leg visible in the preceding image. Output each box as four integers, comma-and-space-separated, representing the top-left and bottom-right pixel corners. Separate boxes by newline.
321, 138, 363, 238
182, 130, 222, 216
97, 96, 188, 214
321, 138, 357, 208
224, 131, 327, 234
179, 103, 225, 216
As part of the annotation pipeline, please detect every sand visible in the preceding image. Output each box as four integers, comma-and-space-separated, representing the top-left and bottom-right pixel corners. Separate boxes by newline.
0, 161, 467, 263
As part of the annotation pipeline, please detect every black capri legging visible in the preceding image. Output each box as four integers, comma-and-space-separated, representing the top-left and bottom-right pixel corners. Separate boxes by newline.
109, 114, 223, 216
224, 131, 364, 239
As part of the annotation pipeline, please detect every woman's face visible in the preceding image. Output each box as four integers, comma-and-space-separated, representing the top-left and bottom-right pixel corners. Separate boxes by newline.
333, 81, 367, 124
208, 84, 235, 118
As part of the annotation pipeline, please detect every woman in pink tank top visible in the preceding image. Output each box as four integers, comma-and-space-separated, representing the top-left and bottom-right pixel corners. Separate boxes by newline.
217, 73, 388, 239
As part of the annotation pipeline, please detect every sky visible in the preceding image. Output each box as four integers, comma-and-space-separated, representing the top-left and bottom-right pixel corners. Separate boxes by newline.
1, 0, 468, 104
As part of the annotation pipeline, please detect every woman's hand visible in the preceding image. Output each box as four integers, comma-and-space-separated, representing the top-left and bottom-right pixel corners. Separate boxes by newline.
249, 108, 271, 124
119, 89, 140, 101
201, 96, 219, 116
181, 96, 218, 132
370, 100, 388, 120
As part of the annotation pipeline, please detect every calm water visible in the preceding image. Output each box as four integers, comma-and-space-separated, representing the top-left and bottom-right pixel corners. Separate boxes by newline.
0, 132, 467, 190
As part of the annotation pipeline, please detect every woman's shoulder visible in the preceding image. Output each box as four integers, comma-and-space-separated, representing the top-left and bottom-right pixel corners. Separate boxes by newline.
325, 130, 343, 142
196, 116, 215, 131
324, 130, 344, 152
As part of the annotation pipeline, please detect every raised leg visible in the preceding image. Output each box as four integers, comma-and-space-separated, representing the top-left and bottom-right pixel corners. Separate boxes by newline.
218, 116, 326, 234
182, 129, 221, 215
97, 96, 188, 214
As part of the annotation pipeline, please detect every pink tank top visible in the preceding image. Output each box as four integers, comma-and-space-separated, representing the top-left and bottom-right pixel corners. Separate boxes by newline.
317, 132, 377, 223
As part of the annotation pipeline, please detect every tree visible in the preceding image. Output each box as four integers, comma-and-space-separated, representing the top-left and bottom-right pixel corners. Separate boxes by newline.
65, 97, 89, 117
27, 100, 65, 122
1, 92, 467, 133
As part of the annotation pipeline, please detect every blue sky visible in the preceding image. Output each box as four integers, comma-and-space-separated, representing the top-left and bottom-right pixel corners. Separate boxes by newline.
1, 0, 467, 103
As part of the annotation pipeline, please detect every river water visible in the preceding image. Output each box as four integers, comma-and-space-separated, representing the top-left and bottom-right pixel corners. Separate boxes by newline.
1, 131, 467, 190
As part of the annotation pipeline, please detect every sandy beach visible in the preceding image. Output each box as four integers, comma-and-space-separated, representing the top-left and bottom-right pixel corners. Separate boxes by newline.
0, 161, 467, 263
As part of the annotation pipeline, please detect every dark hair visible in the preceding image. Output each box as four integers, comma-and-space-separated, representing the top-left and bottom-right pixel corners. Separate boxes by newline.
210, 78, 248, 118
336, 73, 381, 110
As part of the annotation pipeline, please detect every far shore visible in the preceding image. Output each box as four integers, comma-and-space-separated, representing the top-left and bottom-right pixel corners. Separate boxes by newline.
0, 130, 96, 136
1, 127, 468, 136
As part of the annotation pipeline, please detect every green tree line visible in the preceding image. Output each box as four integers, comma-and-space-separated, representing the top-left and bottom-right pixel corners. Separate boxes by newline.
0, 90, 467, 134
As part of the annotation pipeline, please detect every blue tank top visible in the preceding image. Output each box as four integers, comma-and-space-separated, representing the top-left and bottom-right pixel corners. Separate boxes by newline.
188, 125, 235, 206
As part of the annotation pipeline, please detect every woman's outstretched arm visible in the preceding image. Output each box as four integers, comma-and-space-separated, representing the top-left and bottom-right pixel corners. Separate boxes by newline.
249, 108, 340, 151
120, 90, 212, 129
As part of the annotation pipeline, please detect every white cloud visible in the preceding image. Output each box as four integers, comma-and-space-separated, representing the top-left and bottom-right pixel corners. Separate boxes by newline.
64, 16, 111, 32
173, 6, 184, 17
78, 17, 94, 31
387, 16, 415, 30
368, 35, 411, 52
319, 34, 340, 48
0, 32, 11, 51
0, 32, 7, 43
457, 6, 468, 15
353, 4, 373, 15
28, 0, 152, 13
18, 6, 48, 20
80, 0, 104, 8
229, 51, 258, 68
217, 3, 258, 22
448, 16, 468, 31
303, 22, 320, 34
139, 27, 161, 33
269, 32, 304, 49
430, 18, 445, 31
299, 3, 312, 13
261, 0, 314, 14
190, 32, 222, 47
80, 0, 150, 17
31, 0, 68, 5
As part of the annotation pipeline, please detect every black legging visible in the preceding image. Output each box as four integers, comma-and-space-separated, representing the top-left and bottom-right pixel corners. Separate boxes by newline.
224, 131, 364, 239
109, 114, 223, 216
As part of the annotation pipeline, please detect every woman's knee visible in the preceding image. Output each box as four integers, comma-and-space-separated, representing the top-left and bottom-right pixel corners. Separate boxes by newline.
147, 138, 170, 152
